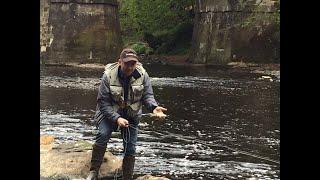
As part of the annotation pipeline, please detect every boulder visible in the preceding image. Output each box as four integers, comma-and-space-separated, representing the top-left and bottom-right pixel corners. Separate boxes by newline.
40, 139, 122, 178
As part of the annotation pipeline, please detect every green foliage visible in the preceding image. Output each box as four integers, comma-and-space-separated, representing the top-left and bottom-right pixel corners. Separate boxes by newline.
239, 1, 280, 53
135, 0, 194, 33
119, 0, 194, 55
240, 11, 280, 28
126, 42, 154, 55
240, 0, 280, 28
143, 22, 193, 54
119, 0, 140, 37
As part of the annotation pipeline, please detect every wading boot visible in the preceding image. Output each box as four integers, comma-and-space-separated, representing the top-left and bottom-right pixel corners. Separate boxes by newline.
122, 155, 135, 180
86, 143, 107, 180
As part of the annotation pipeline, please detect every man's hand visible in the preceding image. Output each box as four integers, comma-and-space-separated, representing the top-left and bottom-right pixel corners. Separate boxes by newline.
152, 106, 167, 118
116, 117, 129, 127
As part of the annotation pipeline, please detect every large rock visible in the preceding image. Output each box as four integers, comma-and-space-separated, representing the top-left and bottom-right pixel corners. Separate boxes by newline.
40, 137, 170, 179
40, 140, 122, 178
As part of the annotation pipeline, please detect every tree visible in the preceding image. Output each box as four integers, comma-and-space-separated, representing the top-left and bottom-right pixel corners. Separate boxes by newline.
119, 0, 194, 54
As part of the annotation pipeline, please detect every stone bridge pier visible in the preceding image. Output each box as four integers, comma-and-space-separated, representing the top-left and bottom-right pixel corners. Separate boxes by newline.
190, 0, 279, 64
40, 0, 123, 64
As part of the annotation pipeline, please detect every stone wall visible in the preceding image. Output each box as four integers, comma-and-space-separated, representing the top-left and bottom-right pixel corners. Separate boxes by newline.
40, 0, 52, 54
190, 0, 280, 64
40, 0, 123, 64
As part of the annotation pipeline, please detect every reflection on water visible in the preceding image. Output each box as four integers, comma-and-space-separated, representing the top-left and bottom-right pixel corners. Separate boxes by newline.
40, 65, 280, 179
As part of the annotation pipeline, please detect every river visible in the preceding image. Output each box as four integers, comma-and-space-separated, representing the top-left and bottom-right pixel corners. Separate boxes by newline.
40, 64, 280, 179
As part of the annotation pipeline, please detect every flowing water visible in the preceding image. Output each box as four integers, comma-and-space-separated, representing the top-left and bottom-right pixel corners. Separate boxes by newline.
40, 64, 280, 179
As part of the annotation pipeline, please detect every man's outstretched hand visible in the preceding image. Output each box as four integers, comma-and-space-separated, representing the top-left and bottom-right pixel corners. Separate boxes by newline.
152, 106, 167, 119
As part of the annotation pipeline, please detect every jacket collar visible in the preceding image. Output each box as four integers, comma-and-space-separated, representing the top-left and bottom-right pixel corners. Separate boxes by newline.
118, 67, 141, 80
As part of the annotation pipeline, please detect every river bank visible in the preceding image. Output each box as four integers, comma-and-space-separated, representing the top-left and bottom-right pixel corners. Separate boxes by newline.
42, 54, 280, 80
141, 55, 280, 78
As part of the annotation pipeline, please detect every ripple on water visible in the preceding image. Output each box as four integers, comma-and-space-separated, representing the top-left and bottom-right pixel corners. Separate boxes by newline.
40, 110, 97, 144
40, 109, 279, 179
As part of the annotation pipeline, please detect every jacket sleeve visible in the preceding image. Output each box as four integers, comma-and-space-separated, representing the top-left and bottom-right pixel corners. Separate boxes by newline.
142, 72, 158, 112
96, 73, 121, 123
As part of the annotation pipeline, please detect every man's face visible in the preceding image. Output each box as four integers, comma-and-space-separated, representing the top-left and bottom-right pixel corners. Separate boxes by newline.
119, 59, 137, 77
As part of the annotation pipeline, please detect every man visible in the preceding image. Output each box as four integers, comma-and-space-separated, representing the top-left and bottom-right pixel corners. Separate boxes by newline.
87, 48, 167, 180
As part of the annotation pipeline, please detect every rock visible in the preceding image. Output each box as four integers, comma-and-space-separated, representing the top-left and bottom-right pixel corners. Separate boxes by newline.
40, 135, 55, 145
40, 141, 170, 179
228, 62, 248, 68
74, 140, 93, 151
136, 174, 170, 180
261, 75, 272, 79
40, 135, 55, 152
40, 144, 54, 152
40, 141, 122, 178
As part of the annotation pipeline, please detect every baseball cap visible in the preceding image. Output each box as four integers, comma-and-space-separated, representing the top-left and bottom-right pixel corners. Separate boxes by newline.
120, 48, 139, 62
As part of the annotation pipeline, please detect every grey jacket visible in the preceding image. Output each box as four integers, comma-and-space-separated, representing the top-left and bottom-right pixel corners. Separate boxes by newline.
94, 65, 158, 125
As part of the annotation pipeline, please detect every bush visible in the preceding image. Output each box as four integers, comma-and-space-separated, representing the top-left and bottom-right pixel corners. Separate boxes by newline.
143, 32, 162, 50
143, 22, 193, 54
126, 42, 154, 55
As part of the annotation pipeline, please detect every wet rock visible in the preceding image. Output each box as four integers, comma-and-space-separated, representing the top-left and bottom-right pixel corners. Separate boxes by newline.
228, 62, 249, 68
257, 75, 275, 82
136, 174, 170, 180
261, 75, 271, 79
40, 140, 170, 180
40, 140, 122, 179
